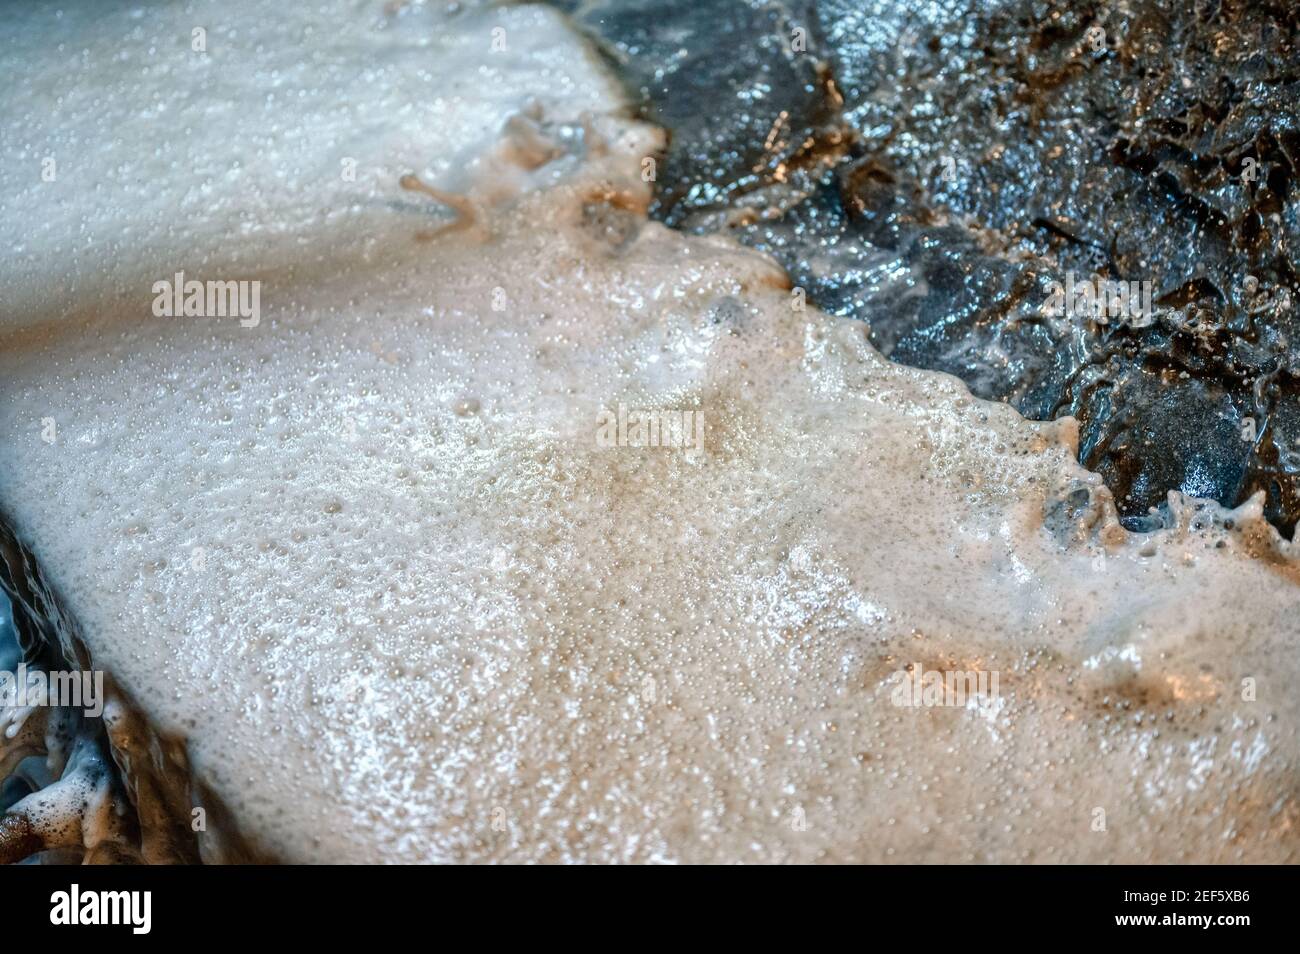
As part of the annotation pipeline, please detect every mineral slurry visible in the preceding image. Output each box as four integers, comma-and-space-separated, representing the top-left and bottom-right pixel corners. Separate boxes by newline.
0, 0, 1298, 863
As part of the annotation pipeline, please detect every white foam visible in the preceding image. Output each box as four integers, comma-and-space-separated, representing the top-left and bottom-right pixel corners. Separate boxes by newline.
2, 0, 1298, 862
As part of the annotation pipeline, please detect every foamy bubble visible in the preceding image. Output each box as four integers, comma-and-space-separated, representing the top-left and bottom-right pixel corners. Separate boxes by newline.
0, 0, 1297, 863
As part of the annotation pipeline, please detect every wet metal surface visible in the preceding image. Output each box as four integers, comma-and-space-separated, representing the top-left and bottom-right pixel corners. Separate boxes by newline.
556, 0, 1300, 533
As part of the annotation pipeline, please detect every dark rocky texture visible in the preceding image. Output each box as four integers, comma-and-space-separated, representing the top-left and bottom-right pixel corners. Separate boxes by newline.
555, 0, 1300, 533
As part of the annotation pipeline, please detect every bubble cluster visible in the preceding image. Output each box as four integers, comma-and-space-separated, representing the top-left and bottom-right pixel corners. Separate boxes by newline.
0, 0, 1297, 863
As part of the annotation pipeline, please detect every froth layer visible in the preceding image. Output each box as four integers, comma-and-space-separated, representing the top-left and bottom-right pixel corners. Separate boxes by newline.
1, 0, 1298, 862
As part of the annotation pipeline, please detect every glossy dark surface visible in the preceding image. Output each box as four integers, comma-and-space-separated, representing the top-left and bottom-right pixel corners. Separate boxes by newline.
557, 0, 1300, 533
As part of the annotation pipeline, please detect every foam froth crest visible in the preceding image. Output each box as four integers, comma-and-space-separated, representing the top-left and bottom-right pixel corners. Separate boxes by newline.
0, 0, 1298, 863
